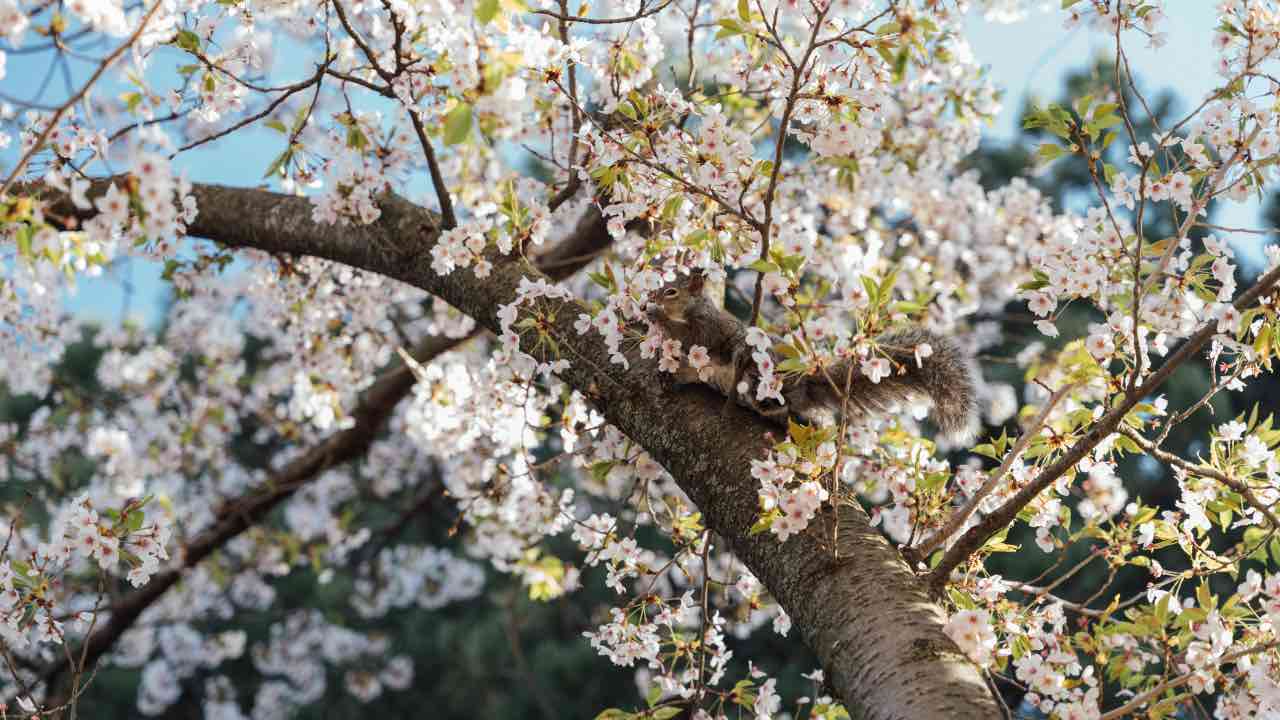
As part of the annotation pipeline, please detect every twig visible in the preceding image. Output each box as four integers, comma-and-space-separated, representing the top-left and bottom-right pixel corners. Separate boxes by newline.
0, 1, 163, 197
1118, 425, 1280, 528
172, 55, 332, 157
912, 382, 1078, 559
1098, 640, 1280, 720
409, 112, 457, 230
530, 0, 674, 26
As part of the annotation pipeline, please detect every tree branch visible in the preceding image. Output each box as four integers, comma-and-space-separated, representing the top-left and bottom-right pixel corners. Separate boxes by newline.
928, 262, 1280, 592
24, 181, 1000, 718
32, 184, 614, 700
0, 1, 163, 197
1118, 425, 1280, 528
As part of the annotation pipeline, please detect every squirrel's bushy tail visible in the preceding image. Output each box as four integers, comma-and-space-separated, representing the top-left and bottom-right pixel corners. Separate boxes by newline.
823, 327, 978, 441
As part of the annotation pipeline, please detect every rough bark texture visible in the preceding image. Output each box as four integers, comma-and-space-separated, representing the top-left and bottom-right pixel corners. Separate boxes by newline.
29, 182, 1001, 718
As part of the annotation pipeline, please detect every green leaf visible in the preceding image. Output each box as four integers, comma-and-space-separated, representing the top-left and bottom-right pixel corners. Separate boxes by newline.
1086, 114, 1122, 134
737, 0, 750, 21
874, 43, 895, 69
161, 259, 181, 281
265, 119, 288, 133
590, 461, 616, 484
777, 357, 810, 373
1154, 591, 1172, 624
660, 195, 683, 221
1036, 143, 1066, 162
346, 126, 368, 150
290, 103, 311, 135
778, 252, 805, 275
1092, 102, 1119, 117
174, 29, 201, 53
262, 147, 293, 179
878, 268, 899, 297
15, 225, 32, 259
892, 46, 909, 83
715, 18, 743, 39
444, 103, 473, 145
475, 0, 500, 23
749, 511, 776, 536
748, 258, 779, 274
861, 275, 880, 306
1074, 93, 1094, 117
1196, 581, 1214, 611
651, 709, 681, 720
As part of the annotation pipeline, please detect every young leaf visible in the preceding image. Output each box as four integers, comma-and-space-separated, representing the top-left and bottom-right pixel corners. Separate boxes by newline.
475, 0, 500, 23
174, 29, 201, 53
444, 103, 473, 146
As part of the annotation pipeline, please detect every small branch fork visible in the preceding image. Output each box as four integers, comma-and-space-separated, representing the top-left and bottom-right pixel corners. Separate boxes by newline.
910, 381, 1078, 561
928, 262, 1280, 593
0, 1, 164, 197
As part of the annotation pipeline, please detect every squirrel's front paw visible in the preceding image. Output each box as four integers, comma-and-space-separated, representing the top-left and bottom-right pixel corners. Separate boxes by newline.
644, 303, 665, 324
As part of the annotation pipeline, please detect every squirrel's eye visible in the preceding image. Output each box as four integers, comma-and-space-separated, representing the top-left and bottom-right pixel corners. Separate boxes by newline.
663, 288, 679, 298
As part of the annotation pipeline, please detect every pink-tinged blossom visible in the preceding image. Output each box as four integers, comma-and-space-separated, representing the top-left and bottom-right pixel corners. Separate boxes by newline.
860, 357, 891, 384
944, 610, 997, 668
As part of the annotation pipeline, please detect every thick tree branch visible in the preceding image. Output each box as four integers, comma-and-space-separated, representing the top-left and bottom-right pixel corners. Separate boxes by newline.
23, 181, 1000, 718
191, 183, 998, 717
33, 185, 612, 701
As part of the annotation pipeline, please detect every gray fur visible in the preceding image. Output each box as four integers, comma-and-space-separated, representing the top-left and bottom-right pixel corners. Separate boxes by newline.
646, 274, 978, 441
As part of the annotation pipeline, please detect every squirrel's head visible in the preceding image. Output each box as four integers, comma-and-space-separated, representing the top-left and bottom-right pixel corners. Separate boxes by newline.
647, 269, 707, 321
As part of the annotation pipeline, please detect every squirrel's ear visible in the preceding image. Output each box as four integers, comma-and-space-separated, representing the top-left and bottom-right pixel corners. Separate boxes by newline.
687, 269, 705, 293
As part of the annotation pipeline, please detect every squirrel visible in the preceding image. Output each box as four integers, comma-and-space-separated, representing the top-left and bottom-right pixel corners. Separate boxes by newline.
644, 268, 978, 440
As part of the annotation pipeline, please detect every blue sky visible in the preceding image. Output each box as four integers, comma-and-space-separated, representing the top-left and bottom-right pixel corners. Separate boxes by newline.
4, 4, 1272, 326
965, 4, 1227, 140
963, 4, 1274, 267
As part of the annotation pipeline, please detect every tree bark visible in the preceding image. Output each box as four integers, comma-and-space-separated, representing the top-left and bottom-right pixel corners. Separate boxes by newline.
28, 182, 1002, 719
